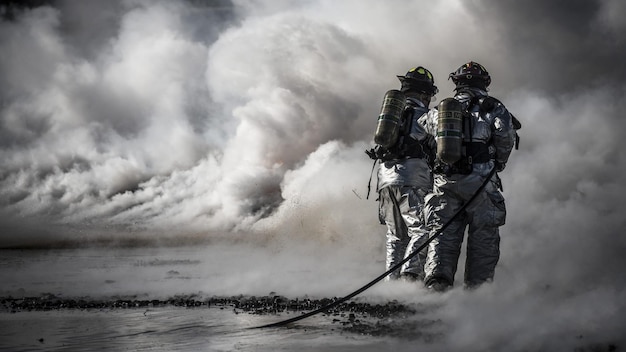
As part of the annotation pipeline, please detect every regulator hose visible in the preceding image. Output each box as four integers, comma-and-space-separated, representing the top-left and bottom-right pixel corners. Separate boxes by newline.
251, 167, 497, 329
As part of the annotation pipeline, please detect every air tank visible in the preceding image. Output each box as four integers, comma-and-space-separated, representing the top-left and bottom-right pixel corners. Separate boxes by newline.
436, 97, 463, 164
374, 89, 406, 148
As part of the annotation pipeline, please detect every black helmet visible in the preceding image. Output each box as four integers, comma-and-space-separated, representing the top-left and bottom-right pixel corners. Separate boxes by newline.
449, 61, 491, 90
397, 66, 438, 95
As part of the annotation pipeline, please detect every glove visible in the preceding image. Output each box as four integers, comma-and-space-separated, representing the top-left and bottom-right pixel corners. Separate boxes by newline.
495, 161, 505, 172
365, 146, 386, 160
365, 148, 377, 160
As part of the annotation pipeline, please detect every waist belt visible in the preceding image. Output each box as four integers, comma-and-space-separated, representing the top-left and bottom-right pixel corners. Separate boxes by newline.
434, 142, 491, 175
378, 137, 428, 162
464, 142, 491, 163
401, 146, 427, 159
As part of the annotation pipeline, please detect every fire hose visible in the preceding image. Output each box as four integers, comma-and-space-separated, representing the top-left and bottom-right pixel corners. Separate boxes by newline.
251, 167, 497, 329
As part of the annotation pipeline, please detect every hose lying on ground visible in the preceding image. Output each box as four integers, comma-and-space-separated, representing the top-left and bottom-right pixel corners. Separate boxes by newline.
251, 167, 497, 329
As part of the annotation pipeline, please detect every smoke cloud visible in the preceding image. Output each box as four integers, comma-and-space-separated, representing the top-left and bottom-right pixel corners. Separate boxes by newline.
1, 0, 626, 349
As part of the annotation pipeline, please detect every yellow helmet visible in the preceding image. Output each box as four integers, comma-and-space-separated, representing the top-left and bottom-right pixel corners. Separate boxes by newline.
397, 66, 438, 95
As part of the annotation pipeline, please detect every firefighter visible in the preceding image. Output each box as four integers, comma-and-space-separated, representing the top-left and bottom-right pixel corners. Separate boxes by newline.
367, 66, 438, 281
419, 61, 518, 291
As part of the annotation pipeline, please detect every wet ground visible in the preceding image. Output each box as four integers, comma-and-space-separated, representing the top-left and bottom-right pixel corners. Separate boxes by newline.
0, 293, 448, 351
0, 245, 449, 351
1, 293, 440, 338
1, 245, 622, 352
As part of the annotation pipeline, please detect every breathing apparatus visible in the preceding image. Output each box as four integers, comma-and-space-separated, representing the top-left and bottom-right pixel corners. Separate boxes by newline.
374, 89, 407, 148
369, 66, 437, 156
434, 96, 494, 175
434, 62, 495, 174
435, 97, 464, 165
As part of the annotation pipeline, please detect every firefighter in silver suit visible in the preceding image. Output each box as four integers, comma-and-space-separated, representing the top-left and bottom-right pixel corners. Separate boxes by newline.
418, 61, 519, 291
368, 66, 438, 282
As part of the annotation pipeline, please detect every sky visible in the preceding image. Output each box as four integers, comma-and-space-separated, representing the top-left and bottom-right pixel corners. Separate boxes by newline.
1, 0, 626, 349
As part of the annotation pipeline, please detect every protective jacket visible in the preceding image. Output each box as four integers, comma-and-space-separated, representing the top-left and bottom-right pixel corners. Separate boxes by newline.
418, 87, 516, 287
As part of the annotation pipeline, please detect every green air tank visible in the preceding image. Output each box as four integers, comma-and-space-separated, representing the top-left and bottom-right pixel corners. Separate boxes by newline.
436, 97, 463, 164
374, 90, 406, 148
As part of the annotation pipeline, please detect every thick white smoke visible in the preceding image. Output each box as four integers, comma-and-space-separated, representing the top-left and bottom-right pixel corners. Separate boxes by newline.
0, 1, 218, 241
0, 0, 514, 244
1, 0, 625, 349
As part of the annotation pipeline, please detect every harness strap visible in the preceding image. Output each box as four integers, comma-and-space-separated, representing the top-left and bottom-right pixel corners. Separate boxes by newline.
365, 159, 377, 200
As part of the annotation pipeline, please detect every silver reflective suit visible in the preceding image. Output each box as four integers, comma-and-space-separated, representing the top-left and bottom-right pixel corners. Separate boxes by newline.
419, 88, 516, 288
377, 97, 432, 280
